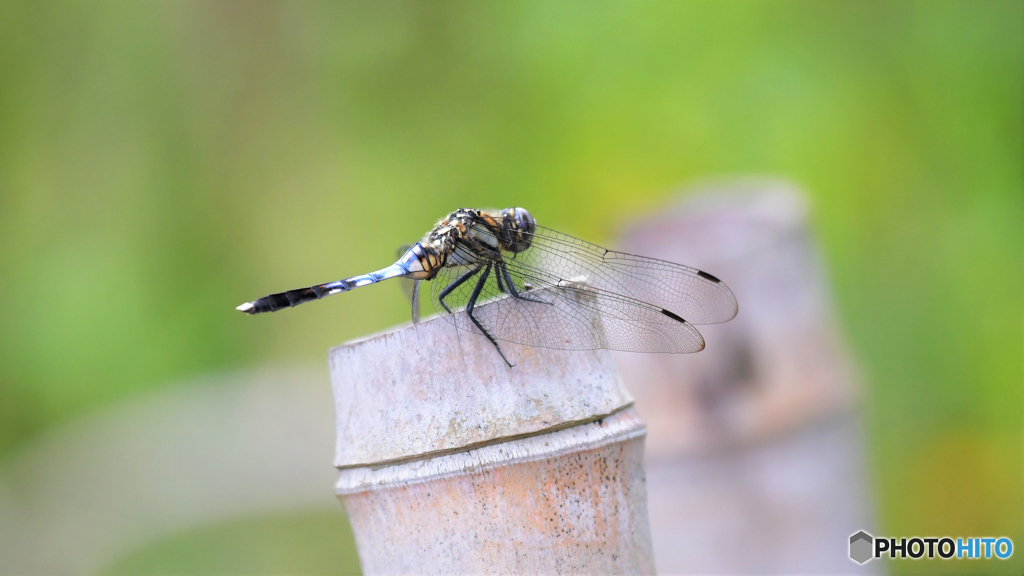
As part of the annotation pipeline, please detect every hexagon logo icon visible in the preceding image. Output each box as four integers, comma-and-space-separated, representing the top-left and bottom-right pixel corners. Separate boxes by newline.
850, 531, 873, 564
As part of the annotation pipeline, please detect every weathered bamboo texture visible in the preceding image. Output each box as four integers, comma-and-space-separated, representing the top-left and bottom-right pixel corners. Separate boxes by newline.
614, 179, 875, 573
330, 320, 655, 574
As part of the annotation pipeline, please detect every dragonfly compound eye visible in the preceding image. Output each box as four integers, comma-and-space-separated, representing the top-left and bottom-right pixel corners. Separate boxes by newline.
500, 207, 536, 253
514, 207, 536, 234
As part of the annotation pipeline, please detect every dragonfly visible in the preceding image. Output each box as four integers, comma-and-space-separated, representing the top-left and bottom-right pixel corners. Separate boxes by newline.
237, 207, 738, 366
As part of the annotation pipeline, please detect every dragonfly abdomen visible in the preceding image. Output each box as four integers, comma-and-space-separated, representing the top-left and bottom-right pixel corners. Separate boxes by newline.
237, 263, 410, 314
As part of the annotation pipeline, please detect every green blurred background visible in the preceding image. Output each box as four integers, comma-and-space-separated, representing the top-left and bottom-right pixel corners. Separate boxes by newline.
0, 1, 1020, 574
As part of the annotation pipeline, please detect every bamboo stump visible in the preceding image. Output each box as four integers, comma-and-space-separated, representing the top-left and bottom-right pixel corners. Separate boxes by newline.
329, 318, 655, 574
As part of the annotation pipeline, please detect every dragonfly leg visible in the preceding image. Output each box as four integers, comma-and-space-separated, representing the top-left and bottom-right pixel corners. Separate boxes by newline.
465, 263, 514, 367
495, 266, 506, 293
438, 266, 482, 314
498, 262, 549, 304
477, 245, 506, 293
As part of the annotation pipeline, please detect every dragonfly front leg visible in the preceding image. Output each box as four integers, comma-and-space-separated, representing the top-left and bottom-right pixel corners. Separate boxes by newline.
498, 261, 549, 305
495, 266, 506, 293
465, 263, 514, 367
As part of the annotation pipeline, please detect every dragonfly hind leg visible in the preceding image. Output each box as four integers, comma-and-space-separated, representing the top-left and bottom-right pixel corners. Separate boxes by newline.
464, 263, 514, 368
437, 266, 482, 314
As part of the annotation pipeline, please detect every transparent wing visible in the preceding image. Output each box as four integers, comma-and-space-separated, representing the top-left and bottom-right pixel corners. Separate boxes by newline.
428, 243, 705, 353
396, 244, 421, 323
395, 245, 417, 301
472, 222, 738, 325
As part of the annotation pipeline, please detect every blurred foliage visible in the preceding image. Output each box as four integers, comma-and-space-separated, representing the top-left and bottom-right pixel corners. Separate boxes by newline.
0, 0, 1020, 574
102, 511, 360, 575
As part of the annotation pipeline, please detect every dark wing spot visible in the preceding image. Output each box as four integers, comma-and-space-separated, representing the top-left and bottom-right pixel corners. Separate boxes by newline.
697, 270, 721, 283
660, 309, 687, 323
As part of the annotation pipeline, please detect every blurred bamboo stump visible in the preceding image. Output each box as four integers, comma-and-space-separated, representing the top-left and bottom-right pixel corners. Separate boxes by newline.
613, 179, 875, 573
329, 317, 655, 574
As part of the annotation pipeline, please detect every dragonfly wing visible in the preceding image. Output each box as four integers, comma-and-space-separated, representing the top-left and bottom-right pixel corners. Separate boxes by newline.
428, 243, 705, 353
472, 222, 738, 325
395, 244, 421, 323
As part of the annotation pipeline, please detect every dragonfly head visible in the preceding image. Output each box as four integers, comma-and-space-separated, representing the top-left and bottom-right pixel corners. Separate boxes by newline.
501, 207, 536, 253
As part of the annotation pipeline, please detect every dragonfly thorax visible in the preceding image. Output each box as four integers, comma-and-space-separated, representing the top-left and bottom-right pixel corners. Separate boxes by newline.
413, 207, 538, 278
